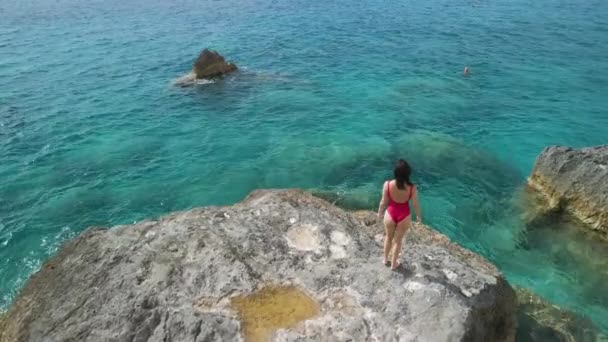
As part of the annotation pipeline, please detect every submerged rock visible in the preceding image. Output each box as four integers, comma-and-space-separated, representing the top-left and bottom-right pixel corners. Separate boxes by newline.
515, 288, 600, 342
0, 190, 516, 342
193, 49, 237, 79
528, 145, 608, 240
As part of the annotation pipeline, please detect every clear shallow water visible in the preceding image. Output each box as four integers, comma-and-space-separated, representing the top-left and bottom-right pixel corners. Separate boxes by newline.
1, 0, 607, 334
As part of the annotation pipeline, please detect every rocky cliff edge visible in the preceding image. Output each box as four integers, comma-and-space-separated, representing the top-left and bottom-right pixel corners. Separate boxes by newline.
0, 190, 516, 342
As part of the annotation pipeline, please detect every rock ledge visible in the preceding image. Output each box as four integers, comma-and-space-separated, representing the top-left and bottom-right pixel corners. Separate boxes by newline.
528, 145, 608, 240
0, 190, 516, 342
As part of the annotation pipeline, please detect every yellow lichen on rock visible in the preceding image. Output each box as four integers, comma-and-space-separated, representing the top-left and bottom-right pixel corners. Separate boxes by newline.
231, 286, 320, 342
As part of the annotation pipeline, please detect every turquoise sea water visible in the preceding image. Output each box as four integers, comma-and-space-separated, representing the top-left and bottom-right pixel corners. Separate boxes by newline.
1, 0, 608, 334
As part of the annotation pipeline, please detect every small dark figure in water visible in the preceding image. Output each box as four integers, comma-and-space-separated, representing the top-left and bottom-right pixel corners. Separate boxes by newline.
464, 66, 470, 76
377, 160, 422, 270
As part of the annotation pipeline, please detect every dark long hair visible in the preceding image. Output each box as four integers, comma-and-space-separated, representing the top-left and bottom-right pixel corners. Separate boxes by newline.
394, 159, 413, 189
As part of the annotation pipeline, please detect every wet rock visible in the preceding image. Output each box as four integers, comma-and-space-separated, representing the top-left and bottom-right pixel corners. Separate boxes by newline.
192, 49, 237, 79
517, 186, 564, 229
515, 287, 600, 342
528, 146, 608, 241
231, 286, 320, 342
0, 190, 516, 342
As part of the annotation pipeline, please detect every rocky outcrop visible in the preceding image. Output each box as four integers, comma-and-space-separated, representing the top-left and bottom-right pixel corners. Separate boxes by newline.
172, 49, 237, 86
193, 49, 237, 79
528, 145, 608, 240
0, 190, 516, 342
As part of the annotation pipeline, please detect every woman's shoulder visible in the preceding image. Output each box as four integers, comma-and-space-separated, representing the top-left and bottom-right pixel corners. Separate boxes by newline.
383, 180, 391, 190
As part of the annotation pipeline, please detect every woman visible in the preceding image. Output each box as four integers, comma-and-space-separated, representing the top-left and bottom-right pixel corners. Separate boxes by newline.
377, 159, 422, 270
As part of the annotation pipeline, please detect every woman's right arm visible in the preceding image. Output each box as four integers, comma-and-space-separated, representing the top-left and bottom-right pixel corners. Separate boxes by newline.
377, 182, 388, 219
412, 186, 422, 224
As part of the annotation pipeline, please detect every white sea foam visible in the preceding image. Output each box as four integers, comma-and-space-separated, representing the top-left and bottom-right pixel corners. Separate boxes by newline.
194, 78, 215, 85
171, 72, 215, 87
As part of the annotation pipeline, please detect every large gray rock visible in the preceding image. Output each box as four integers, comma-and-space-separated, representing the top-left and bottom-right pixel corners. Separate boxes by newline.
528, 145, 608, 240
0, 190, 516, 342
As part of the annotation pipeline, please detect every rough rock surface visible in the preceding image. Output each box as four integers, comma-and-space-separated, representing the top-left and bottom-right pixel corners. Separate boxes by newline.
528, 145, 608, 240
192, 49, 237, 79
0, 190, 516, 342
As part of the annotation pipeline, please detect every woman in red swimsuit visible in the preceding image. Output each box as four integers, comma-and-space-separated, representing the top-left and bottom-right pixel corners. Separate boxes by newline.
377, 159, 422, 270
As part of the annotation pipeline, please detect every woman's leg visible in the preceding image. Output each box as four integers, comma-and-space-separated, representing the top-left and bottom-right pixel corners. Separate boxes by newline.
391, 216, 411, 270
383, 212, 396, 265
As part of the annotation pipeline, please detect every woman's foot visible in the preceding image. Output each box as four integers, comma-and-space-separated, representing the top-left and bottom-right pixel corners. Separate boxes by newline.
390, 261, 401, 271
384, 260, 390, 267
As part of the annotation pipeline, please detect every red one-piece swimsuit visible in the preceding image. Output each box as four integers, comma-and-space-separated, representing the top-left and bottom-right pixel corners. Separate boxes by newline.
386, 181, 413, 224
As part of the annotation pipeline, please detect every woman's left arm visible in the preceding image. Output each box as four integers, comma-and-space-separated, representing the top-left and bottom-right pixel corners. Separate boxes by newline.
377, 182, 388, 219
412, 185, 422, 224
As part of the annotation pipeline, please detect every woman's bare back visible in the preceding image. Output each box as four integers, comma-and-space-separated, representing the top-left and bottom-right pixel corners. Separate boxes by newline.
387, 180, 412, 203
